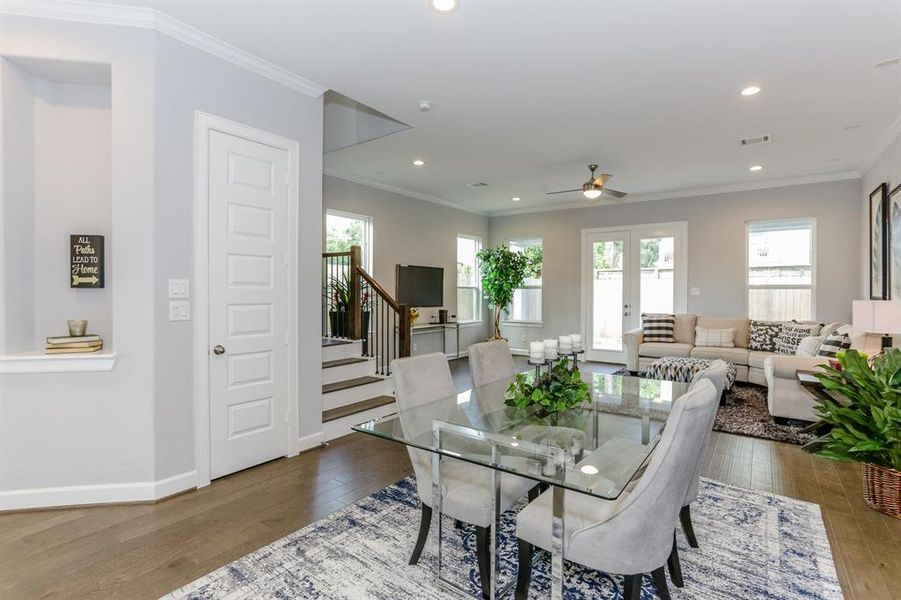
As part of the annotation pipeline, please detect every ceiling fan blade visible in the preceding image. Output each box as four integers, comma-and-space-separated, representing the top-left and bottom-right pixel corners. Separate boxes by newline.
592, 173, 613, 186
545, 188, 582, 195
601, 188, 628, 198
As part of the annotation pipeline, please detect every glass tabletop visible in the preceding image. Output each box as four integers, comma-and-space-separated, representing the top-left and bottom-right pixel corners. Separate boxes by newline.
352, 371, 689, 500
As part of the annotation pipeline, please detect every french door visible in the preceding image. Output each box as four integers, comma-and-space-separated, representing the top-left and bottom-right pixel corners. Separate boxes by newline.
583, 223, 687, 363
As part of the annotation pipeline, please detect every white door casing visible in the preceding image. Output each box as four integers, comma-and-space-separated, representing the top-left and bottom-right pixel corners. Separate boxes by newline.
194, 112, 299, 486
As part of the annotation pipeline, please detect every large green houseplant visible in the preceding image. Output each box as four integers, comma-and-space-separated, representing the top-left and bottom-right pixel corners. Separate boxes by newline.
476, 245, 537, 339
814, 349, 901, 517
504, 357, 590, 417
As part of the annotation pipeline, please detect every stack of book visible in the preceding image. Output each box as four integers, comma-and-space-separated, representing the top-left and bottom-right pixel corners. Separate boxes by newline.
45, 335, 103, 354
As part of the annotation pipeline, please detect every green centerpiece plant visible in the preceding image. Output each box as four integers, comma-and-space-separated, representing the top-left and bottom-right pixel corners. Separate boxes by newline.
813, 349, 901, 517
504, 357, 590, 417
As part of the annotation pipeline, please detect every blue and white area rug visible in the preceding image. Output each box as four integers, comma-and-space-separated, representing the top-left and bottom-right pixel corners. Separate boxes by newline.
164, 477, 842, 599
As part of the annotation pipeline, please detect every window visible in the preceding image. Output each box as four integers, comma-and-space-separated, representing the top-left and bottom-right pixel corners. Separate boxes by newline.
456, 234, 482, 322
326, 210, 372, 271
747, 219, 815, 321
508, 237, 543, 322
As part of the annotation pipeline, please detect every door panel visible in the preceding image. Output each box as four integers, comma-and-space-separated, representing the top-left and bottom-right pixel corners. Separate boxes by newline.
586, 231, 631, 363
209, 130, 288, 479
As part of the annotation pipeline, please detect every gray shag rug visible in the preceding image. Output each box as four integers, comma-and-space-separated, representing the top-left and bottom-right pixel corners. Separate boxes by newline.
163, 476, 842, 600
717, 383, 817, 445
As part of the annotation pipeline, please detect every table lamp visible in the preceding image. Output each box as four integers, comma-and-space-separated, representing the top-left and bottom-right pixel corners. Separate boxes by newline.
852, 300, 901, 351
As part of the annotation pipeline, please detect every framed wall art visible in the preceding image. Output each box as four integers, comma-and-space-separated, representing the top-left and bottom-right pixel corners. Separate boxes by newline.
869, 183, 888, 300
889, 182, 901, 300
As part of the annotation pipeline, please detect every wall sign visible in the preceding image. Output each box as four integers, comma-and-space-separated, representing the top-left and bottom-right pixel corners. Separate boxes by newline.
70, 234, 105, 288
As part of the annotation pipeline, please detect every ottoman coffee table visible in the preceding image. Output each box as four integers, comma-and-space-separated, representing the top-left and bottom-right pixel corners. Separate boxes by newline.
645, 356, 737, 404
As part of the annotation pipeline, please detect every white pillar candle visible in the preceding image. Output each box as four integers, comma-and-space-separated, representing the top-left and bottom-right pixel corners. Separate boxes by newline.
558, 335, 572, 353
570, 334, 583, 352
529, 340, 545, 361
543, 339, 558, 360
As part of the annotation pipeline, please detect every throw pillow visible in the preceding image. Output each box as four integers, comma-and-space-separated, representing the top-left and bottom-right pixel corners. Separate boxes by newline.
816, 332, 852, 357
694, 327, 735, 348
796, 335, 824, 357
791, 320, 824, 337
777, 323, 821, 355
749, 320, 783, 352
642, 313, 675, 343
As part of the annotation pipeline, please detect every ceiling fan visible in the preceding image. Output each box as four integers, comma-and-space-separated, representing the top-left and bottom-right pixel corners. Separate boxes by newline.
546, 164, 628, 200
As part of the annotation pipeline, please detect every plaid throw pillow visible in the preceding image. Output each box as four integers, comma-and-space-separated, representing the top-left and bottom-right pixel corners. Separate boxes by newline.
777, 323, 821, 355
642, 313, 675, 343
749, 320, 782, 352
816, 333, 852, 357
695, 327, 735, 348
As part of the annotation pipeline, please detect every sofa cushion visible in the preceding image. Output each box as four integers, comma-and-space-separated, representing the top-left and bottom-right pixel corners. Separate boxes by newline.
748, 350, 775, 369
694, 326, 735, 348
639, 342, 693, 358
690, 346, 749, 365
697, 316, 749, 348
641, 313, 675, 343
673, 314, 698, 344
748, 320, 783, 352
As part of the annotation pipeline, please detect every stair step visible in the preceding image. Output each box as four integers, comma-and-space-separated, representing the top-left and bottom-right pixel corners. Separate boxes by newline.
322, 357, 369, 369
322, 338, 353, 348
322, 375, 383, 394
322, 395, 395, 423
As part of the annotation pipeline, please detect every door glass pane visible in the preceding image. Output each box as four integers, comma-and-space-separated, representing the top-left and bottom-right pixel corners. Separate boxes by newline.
639, 237, 674, 315
592, 240, 624, 351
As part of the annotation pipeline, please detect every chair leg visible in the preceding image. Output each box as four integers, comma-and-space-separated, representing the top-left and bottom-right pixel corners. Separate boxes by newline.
475, 525, 491, 600
667, 531, 684, 588
651, 567, 671, 600
527, 484, 540, 502
680, 504, 699, 548
515, 538, 533, 600
409, 503, 432, 565
622, 574, 642, 600
455, 519, 464, 529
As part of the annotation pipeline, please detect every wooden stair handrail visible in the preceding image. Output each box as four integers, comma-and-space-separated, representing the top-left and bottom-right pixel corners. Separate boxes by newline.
355, 266, 400, 311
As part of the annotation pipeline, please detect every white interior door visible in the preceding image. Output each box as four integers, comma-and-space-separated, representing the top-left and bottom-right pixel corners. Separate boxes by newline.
585, 230, 633, 363
209, 130, 288, 479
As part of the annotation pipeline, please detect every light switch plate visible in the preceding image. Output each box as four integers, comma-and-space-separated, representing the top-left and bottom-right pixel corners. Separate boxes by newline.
169, 301, 191, 321
690, 287, 701, 296
168, 279, 190, 299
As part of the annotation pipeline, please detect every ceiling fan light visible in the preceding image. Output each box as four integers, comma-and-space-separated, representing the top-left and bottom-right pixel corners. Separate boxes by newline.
583, 188, 603, 200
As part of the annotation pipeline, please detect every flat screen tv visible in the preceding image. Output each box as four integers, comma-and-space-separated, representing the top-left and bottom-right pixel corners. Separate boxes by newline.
396, 264, 444, 307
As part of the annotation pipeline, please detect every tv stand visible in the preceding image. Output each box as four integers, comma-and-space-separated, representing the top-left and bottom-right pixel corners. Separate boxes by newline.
410, 322, 461, 359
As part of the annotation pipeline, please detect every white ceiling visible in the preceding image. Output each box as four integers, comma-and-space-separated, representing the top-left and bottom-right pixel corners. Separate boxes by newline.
97, 0, 900, 215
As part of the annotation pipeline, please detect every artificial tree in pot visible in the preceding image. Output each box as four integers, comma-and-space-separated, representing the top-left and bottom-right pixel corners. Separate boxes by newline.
813, 349, 901, 518
476, 245, 534, 340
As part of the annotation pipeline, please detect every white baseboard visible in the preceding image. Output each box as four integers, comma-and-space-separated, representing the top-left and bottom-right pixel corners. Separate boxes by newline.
298, 431, 325, 453
0, 470, 197, 511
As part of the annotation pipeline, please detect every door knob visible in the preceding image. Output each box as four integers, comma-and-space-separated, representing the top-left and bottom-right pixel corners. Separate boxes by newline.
213, 345, 226, 355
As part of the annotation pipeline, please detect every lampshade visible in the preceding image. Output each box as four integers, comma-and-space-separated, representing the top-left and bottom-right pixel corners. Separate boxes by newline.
852, 300, 901, 333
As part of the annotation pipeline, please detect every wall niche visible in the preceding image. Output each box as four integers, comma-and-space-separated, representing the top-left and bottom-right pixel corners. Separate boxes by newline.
1, 56, 113, 360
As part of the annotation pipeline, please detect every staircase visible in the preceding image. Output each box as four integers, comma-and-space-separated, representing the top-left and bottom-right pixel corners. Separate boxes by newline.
320, 247, 411, 441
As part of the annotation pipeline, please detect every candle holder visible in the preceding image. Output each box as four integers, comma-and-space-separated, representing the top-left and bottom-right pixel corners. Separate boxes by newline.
527, 357, 552, 379
566, 350, 585, 372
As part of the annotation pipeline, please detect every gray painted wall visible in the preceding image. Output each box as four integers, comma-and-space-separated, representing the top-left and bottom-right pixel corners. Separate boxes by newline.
860, 133, 901, 300
489, 179, 862, 351
323, 175, 491, 354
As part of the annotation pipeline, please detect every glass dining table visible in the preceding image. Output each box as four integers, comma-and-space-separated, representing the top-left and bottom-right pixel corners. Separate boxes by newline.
352, 371, 690, 600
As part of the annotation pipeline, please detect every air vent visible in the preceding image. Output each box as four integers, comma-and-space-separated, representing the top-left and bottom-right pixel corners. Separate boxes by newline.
740, 135, 771, 146
466, 182, 489, 188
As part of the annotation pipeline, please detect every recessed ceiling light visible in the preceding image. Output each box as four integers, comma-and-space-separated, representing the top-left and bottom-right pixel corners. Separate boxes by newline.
844, 124, 861, 130
740, 85, 761, 96
875, 57, 900, 68
430, 0, 458, 14
580, 465, 599, 475
512, 197, 521, 202
413, 159, 425, 166
749, 165, 763, 172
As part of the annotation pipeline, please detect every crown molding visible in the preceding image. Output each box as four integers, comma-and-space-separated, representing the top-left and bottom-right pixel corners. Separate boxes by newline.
860, 114, 901, 174
0, 0, 327, 97
323, 169, 488, 216
487, 170, 862, 217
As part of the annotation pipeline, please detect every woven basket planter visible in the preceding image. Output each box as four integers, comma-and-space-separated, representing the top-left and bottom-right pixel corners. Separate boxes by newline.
862, 463, 901, 519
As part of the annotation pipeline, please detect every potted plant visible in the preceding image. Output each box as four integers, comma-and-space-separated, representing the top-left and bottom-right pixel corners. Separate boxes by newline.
504, 357, 590, 418
327, 272, 351, 337
476, 245, 538, 339
813, 349, 901, 518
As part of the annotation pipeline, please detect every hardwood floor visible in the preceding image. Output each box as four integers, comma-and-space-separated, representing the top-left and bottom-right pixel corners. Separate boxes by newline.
1, 358, 898, 599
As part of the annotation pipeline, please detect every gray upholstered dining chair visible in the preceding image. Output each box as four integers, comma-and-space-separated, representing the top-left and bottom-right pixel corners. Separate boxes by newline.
513, 379, 719, 600
392, 353, 537, 599
678, 359, 729, 551
469, 340, 516, 389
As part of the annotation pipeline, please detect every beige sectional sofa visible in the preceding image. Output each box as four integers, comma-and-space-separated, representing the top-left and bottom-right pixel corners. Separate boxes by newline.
623, 315, 880, 422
